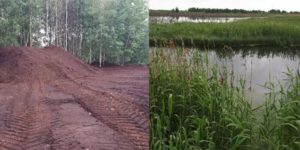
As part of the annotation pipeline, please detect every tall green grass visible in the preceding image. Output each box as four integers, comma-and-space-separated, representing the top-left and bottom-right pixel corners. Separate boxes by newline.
150, 16, 300, 48
150, 48, 300, 149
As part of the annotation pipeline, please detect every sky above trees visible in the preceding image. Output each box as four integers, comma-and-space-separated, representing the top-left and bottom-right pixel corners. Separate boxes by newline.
149, 0, 300, 11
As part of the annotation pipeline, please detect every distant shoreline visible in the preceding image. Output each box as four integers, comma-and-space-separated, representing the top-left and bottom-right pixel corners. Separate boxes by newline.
150, 9, 299, 18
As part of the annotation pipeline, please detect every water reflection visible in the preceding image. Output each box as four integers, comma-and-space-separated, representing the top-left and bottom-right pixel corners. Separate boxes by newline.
156, 47, 300, 106
150, 16, 251, 24
204, 48, 300, 106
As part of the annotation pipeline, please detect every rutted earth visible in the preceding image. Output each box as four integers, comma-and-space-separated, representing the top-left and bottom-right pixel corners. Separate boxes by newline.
0, 46, 148, 150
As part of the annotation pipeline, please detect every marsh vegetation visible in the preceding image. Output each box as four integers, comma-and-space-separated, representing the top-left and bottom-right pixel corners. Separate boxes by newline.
150, 16, 300, 48
150, 10, 300, 149
150, 48, 300, 149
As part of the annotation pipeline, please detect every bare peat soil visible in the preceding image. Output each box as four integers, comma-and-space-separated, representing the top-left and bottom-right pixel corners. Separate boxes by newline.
0, 46, 148, 150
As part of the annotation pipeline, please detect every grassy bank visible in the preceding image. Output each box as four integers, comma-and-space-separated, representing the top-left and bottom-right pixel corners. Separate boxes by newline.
150, 16, 300, 48
150, 48, 300, 149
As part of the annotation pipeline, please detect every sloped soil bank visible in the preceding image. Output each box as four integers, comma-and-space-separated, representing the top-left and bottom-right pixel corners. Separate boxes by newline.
0, 46, 148, 150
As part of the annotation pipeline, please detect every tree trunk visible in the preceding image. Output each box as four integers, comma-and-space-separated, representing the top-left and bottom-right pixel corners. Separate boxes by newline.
121, 16, 131, 66
89, 47, 92, 64
27, 0, 32, 47
79, 26, 83, 57
103, 54, 105, 66
99, 50, 102, 68
78, 0, 83, 57
99, 26, 102, 67
65, 0, 68, 51
49, 25, 52, 45
121, 34, 130, 66
46, 0, 49, 46
55, 0, 58, 45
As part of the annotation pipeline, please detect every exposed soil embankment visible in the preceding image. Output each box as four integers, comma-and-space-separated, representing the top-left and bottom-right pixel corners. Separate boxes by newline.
0, 46, 149, 150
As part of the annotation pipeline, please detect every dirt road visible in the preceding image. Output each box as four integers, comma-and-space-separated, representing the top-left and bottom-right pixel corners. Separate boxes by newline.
0, 46, 148, 150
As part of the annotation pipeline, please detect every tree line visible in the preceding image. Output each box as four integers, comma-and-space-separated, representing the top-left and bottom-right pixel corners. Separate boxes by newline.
187, 8, 298, 14
0, 0, 148, 66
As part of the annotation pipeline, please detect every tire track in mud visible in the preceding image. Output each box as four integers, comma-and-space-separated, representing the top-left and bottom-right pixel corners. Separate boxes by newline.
0, 74, 148, 150
44, 47, 149, 149
76, 96, 149, 149
55, 72, 149, 149
76, 77, 149, 113
43, 86, 138, 150
0, 83, 52, 150
0, 47, 149, 150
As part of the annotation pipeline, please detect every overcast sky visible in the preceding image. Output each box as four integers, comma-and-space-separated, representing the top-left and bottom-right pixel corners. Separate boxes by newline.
149, 0, 300, 12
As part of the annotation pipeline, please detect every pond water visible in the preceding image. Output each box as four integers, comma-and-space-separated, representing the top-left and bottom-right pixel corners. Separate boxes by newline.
158, 47, 300, 106
150, 16, 251, 24
205, 49, 300, 106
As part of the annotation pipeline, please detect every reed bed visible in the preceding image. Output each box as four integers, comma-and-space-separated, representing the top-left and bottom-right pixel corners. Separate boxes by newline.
150, 48, 300, 149
150, 16, 300, 48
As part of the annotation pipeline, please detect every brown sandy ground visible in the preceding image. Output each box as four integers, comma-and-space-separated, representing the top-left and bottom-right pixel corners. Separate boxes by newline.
0, 46, 148, 150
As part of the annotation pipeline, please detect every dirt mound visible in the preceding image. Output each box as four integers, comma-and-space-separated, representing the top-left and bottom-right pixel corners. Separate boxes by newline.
0, 46, 94, 83
0, 46, 149, 149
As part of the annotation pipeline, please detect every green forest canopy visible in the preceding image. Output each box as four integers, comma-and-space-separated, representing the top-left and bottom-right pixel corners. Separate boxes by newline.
0, 0, 148, 65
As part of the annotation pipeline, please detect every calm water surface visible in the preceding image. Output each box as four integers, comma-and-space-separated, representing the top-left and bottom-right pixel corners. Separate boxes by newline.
205, 49, 300, 106
159, 48, 300, 106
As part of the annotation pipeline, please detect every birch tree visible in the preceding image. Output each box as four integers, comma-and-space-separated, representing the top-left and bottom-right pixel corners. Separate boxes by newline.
0, 0, 148, 65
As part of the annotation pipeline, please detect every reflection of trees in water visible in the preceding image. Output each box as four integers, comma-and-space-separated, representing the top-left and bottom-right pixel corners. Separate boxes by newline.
211, 47, 300, 60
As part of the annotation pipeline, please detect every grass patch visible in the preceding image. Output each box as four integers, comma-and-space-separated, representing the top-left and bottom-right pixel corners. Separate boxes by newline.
150, 16, 300, 48
150, 48, 300, 149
